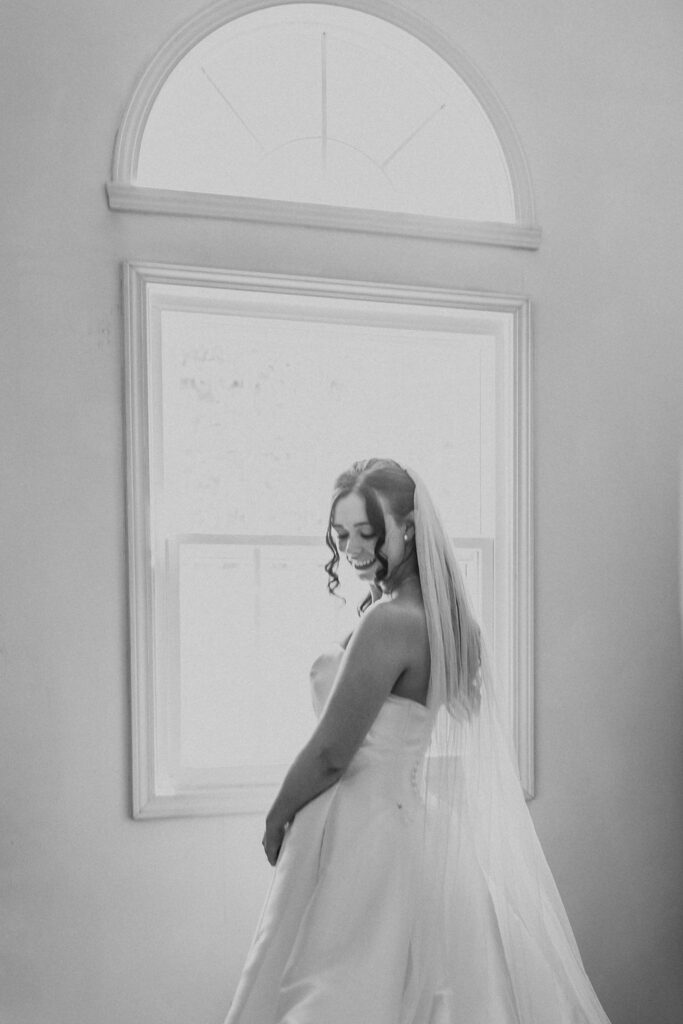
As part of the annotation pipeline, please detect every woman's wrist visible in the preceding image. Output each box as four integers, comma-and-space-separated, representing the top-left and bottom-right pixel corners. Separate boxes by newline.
266, 803, 289, 831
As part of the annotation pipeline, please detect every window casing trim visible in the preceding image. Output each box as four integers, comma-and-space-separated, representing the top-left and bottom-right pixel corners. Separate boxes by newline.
124, 261, 534, 818
106, 184, 541, 248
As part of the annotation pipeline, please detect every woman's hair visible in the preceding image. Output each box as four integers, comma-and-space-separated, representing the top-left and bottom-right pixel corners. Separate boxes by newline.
324, 458, 416, 612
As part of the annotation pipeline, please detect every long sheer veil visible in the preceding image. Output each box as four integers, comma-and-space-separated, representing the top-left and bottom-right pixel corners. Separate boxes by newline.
405, 468, 612, 1023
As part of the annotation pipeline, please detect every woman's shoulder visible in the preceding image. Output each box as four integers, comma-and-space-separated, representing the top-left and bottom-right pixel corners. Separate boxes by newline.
359, 595, 427, 646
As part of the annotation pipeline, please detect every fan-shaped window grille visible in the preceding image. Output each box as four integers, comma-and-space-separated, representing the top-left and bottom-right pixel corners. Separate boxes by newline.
108, 2, 539, 246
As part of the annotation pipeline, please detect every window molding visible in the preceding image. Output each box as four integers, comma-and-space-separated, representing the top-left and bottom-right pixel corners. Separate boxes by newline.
124, 262, 534, 817
108, 0, 540, 250
107, 184, 541, 248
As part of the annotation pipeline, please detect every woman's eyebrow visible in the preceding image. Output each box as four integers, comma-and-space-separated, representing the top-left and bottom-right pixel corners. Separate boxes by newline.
331, 521, 371, 529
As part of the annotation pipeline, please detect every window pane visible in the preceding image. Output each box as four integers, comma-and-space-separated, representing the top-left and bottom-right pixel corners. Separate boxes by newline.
136, 4, 515, 222
175, 538, 485, 771
154, 298, 496, 776
177, 540, 343, 770
159, 308, 496, 538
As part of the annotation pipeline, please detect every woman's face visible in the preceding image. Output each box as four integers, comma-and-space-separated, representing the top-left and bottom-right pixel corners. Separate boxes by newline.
331, 490, 406, 582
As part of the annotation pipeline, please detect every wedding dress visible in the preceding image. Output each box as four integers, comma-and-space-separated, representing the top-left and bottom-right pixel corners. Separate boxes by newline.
224, 644, 434, 1024
224, 469, 613, 1024
224, 643, 610, 1024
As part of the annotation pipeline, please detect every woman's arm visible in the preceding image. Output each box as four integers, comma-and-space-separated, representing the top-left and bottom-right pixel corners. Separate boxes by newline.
262, 603, 412, 864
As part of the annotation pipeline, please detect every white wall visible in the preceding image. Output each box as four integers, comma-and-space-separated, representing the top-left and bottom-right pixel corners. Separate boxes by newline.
1, 1, 682, 1022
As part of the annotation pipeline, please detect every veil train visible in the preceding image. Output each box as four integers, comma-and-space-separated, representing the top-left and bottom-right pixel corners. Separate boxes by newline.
405, 468, 611, 1023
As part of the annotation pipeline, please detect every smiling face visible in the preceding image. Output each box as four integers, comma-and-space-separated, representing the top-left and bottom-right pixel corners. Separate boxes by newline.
331, 490, 408, 583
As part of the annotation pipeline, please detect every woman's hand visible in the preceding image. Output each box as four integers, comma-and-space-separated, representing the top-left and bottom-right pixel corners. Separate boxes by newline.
262, 816, 287, 866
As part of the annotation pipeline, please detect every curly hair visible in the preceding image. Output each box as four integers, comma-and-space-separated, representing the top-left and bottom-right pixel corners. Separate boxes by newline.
324, 458, 416, 613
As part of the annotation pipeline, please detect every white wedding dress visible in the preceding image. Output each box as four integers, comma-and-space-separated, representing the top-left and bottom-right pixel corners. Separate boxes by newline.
224, 642, 612, 1024
225, 643, 435, 1023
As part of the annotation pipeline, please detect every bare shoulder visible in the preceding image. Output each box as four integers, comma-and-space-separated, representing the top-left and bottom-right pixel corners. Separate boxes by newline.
357, 597, 427, 653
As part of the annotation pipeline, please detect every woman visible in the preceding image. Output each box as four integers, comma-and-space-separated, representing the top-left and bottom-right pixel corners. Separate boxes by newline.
225, 459, 612, 1024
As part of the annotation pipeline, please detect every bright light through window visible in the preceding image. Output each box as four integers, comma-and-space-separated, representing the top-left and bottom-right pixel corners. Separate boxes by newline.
136, 4, 515, 221
127, 266, 532, 816
160, 309, 495, 538
157, 305, 495, 774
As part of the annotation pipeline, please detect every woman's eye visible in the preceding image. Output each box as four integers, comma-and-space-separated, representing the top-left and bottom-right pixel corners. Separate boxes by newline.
360, 532, 376, 540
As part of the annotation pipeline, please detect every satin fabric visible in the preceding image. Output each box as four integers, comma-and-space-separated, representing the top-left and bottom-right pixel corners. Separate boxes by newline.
225, 639, 612, 1024
225, 645, 435, 1024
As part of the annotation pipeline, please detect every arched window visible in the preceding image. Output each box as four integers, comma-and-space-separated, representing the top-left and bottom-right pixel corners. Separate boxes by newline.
108, 1, 539, 247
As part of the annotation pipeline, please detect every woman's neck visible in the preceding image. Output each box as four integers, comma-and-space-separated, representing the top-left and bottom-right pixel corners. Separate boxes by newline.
377, 556, 421, 600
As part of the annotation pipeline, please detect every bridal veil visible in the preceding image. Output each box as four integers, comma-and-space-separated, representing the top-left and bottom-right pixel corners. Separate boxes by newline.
404, 468, 611, 1023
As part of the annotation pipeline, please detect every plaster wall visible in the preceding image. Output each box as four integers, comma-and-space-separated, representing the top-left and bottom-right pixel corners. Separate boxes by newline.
1, 1, 682, 1022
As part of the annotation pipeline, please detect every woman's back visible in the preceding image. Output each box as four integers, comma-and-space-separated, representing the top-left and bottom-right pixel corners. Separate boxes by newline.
381, 590, 430, 706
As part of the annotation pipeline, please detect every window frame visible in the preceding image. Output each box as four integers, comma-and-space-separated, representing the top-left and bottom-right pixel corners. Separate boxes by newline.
124, 261, 533, 817
107, 0, 540, 249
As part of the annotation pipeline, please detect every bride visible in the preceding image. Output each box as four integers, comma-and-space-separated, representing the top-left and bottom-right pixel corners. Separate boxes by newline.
225, 458, 612, 1024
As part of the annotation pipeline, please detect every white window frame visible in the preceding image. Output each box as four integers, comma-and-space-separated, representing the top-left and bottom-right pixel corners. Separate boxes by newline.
124, 262, 533, 817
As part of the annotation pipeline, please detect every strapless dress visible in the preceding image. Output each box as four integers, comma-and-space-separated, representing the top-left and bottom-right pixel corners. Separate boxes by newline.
224, 643, 435, 1024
